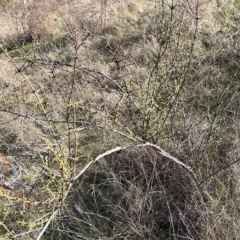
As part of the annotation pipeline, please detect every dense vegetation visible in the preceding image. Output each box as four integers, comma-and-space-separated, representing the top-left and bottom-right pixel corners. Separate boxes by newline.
0, 0, 240, 239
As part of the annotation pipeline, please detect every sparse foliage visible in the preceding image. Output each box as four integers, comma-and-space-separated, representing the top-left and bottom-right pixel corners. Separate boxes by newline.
0, 0, 240, 239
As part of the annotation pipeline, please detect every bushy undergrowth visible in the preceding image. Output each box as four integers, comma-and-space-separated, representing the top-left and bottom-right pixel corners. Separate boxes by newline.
62, 148, 201, 240
0, 0, 240, 239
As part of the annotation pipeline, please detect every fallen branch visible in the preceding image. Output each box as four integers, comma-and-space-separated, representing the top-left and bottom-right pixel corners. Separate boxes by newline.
34, 139, 206, 240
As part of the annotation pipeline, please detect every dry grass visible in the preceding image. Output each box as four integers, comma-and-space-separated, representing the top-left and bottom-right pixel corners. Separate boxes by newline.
65, 147, 201, 239
0, 0, 240, 239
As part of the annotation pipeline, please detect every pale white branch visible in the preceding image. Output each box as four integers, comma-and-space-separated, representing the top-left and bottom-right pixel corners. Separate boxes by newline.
35, 139, 203, 240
